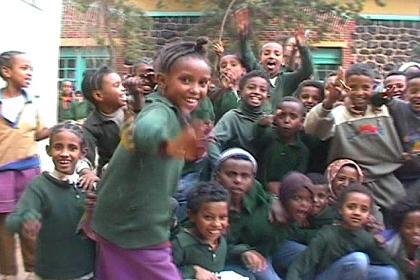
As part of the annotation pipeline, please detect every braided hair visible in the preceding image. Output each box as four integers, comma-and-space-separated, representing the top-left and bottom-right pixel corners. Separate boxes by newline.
49, 121, 86, 149
0, 51, 25, 80
153, 37, 210, 75
81, 66, 114, 104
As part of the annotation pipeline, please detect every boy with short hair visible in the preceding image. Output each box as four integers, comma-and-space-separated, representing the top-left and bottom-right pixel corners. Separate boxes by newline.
295, 80, 325, 112
304, 63, 405, 220
384, 71, 407, 99
253, 96, 308, 194
234, 8, 314, 111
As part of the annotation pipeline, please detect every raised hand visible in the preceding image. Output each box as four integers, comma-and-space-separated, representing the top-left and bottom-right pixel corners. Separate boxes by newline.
295, 28, 307, 47
213, 41, 225, 57
234, 7, 251, 37
324, 67, 348, 109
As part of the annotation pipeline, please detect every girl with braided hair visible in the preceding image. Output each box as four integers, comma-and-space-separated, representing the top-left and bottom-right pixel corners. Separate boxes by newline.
91, 38, 212, 279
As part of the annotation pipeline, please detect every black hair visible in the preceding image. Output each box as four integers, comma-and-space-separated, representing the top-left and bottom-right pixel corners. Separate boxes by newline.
327, 71, 338, 78
81, 66, 114, 104
220, 53, 247, 69
385, 70, 406, 79
49, 121, 86, 149
280, 172, 314, 205
390, 197, 420, 231
153, 37, 210, 75
238, 70, 271, 92
276, 96, 306, 114
0, 51, 25, 80
406, 71, 420, 83
187, 181, 230, 214
295, 80, 325, 100
337, 183, 374, 210
345, 63, 375, 80
306, 172, 328, 185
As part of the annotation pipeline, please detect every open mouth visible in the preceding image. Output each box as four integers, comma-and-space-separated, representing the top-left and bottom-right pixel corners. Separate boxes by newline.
265, 61, 277, 71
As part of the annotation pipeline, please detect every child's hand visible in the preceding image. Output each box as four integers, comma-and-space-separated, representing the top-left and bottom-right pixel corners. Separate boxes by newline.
234, 7, 251, 37
258, 114, 274, 127
193, 265, 219, 280
22, 220, 42, 241
269, 200, 289, 224
213, 41, 225, 57
324, 67, 348, 109
220, 72, 237, 90
295, 28, 307, 47
78, 170, 99, 191
241, 250, 268, 273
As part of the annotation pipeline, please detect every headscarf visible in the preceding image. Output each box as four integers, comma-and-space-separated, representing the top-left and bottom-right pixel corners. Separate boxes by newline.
326, 159, 364, 200
279, 172, 313, 206
215, 148, 257, 174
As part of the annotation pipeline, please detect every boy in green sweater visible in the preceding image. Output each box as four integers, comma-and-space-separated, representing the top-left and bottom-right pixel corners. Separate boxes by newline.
287, 184, 402, 280
234, 8, 314, 111
6, 122, 96, 280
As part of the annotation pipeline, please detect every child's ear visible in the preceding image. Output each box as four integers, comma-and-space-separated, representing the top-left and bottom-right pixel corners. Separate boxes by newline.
156, 73, 167, 91
45, 145, 52, 156
92, 90, 103, 102
187, 209, 195, 223
81, 147, 88, 157
0, 66, 11, 79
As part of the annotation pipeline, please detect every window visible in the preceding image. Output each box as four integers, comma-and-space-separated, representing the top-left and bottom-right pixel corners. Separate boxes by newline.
58, 47, 110, 90
311, 48, 342, 82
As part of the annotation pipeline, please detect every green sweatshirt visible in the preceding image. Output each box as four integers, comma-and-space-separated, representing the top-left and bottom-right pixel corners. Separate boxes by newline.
172, 228, 227, 278
226, 181, 288, 263
287, 225, 403, 279
6, 173, 95, 279
239, 36, 314, 111
92, 94, 186, 249
210, 88, 241, 123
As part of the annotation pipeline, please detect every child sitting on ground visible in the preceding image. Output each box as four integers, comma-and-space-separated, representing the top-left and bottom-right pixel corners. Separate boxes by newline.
6, 122, 96, 280
172, 181, 230, 280
287, 184, 401, 280
253, 97, 308, 194
385, 198, 420, 280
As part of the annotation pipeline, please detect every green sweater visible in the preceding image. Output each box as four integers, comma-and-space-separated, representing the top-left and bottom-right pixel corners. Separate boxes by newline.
287, 225, 403, 279
253, 125, 309, 188
92, 94, 186, 249
6, 173, 95, 279
226, 181, 288, 263
172, 228, 227, 278
239, 36, 314, 111
210, 88, 241, 123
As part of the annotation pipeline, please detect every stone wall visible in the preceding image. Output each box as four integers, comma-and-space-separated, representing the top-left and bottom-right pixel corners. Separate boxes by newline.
353, 19, 419, 73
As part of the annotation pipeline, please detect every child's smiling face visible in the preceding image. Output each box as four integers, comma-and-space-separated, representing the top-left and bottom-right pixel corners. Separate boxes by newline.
340, 192, 371, 230
400, 210, 420, 248
48, 131, 85, 175
189, 201, 229, 246
406, 77, 420, 112
332, 165, 359, 198
159, 57, 211, 114
260, 42, 283, 78
384, 74, 406, 99
346, 74, 374, 113
240, 76, 269, 108
310, 184, 329, 216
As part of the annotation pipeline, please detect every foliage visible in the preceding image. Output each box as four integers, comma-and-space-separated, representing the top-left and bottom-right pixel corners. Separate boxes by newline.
71, 0, 153, 66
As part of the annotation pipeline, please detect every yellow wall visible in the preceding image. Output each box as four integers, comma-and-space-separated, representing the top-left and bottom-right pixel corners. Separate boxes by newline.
133, 0, 419, 17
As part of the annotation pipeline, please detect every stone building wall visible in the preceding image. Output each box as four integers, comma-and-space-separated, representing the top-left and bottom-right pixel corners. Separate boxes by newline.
353, 19, 419, 73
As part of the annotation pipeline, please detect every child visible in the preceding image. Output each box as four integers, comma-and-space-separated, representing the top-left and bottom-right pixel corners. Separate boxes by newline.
386, 198, 420, 279
0, 51, 50, 280
375, 72, 420, 202
384, 71, 407, 99
172, 181, 229, 280
91, 38, 212, 280
214, 148, 285, 280
234, 8, 313, 111
81, 66, 127, 176
306, 173, 331, 222
208, 70, 271, 166
211, 42, 247, 122
253, 97, 308, 194
58, 81, 75, 122
304, 63, 406, 219
287, 184, 401, 280
6, 122, 96, 280
71, 90, 91, 123
294, 80, 325, 112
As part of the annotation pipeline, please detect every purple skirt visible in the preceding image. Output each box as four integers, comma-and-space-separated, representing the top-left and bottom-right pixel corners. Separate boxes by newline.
96, 234, 182, 280
0, 168, 40, 213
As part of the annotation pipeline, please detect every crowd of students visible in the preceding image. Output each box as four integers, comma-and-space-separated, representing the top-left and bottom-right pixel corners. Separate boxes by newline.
0, 9, 419, 280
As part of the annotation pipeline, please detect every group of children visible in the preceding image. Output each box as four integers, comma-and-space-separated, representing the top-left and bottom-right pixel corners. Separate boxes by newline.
57, 81, 91, 123
0, 8, 419, 280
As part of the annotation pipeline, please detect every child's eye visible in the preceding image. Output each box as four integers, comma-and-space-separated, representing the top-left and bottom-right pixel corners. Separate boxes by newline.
181, 77, 191, 84
199, 80, 209, 87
